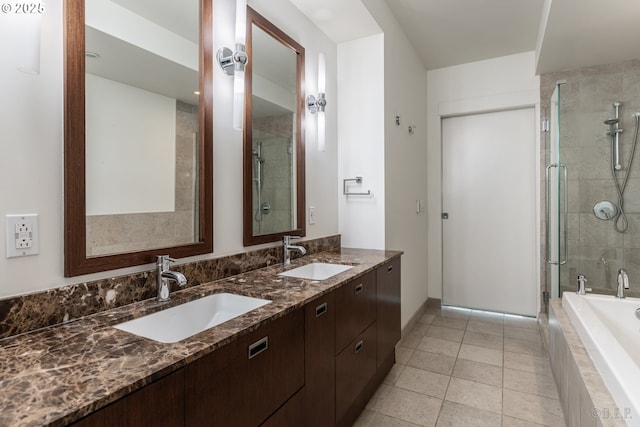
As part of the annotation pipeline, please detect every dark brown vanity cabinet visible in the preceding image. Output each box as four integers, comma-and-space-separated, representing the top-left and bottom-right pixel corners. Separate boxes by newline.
377, 257, 401, 369
185, 308, 305, 426
71, 369, 185, 427
304, 292, 336, 427
335, 270, 377, 353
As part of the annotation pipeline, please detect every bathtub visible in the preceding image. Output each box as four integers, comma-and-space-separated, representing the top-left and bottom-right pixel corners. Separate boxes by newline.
562, 292, 640, 425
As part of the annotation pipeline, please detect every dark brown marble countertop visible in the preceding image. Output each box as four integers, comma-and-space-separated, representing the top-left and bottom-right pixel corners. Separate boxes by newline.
0, 248, 401, 427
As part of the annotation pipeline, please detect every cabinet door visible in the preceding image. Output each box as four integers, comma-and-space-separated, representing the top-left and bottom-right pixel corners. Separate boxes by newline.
335, 270, 376, 354
185, 309, 304, 427
304, 292, 335, 427
377, 258, 401, 368
335, 322, 377, 426
261, 388, 305, 427
71, 369, 184, 427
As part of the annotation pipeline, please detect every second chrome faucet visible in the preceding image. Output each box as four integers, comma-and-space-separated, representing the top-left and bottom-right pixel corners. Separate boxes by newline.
283, 236, 306, 266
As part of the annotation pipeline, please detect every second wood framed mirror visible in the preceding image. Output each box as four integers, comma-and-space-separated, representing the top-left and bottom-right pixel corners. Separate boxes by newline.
243, 7, 306, 246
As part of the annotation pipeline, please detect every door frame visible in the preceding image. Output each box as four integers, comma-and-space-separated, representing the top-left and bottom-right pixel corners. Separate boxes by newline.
439, 104, 541, 316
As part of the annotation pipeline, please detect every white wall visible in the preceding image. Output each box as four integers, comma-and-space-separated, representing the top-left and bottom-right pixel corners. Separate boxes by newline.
362, 0, 429, 329
337, 34, 385, 250
85, 74, 176, 215
426, 51, 541, 301
0, 0, 339, 298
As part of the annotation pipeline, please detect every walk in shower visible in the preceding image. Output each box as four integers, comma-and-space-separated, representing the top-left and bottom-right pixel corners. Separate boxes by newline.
545, 63, 640, 301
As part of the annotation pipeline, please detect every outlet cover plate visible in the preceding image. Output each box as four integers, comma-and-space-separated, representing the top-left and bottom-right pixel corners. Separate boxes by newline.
6, 214, 39, 258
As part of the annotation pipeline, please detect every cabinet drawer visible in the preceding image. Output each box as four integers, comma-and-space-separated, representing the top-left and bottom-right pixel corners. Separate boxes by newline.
261, 388, 305, 426
335, 270, 376, 353
377, 258, 401, 367
185, 308, 304, 426
335, 322, 377, 424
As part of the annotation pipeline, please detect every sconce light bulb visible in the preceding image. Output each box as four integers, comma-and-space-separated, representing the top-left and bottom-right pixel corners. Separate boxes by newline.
233, 69, 245, 130
318, 111, 326, 152
318, 53, 326, 94
235, 0, 248, 46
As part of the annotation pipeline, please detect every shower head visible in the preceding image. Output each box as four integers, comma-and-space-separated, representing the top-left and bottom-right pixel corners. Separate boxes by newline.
605, 118, 619, 125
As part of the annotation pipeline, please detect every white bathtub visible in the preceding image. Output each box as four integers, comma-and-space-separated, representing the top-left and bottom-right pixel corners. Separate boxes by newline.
562, 292, 640, 426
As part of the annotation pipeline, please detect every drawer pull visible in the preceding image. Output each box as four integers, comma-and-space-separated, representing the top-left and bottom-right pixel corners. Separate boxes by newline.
354, 340, 364, 354
355, 284, 364, 294
387, 265, 393, 272
248, 336, 269, 359
315, 302, 328, 317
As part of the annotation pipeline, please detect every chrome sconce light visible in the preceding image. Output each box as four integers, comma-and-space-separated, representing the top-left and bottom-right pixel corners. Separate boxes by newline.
307, 53, 327, 151
217, 0, 248, 130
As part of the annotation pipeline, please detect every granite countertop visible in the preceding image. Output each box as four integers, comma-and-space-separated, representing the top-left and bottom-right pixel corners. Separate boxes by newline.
0, 248, 401, 427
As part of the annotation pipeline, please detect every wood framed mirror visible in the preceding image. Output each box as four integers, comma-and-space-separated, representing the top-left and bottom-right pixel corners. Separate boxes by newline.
243, 7, 305, 246
64, 0, 213, 276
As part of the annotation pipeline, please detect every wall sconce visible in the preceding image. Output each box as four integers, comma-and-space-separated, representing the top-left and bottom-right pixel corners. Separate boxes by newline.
307, 53, 327, 151
217, 0, 248, 130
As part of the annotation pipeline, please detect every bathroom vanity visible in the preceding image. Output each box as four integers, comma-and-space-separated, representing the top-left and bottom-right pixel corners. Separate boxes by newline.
0, 249, 401, 427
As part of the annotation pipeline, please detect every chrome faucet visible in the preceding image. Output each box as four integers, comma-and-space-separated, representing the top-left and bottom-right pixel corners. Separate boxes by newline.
283, 236, 307, 266
616, 268, 629, 299
156, 255, 187, 302
576, 274, 591, 295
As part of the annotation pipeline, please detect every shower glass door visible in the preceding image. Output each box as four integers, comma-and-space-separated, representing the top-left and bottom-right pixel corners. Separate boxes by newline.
547, 82, 567, 299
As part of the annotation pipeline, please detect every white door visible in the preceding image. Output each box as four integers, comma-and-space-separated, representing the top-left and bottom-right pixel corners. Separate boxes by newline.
442, 108, 537, 316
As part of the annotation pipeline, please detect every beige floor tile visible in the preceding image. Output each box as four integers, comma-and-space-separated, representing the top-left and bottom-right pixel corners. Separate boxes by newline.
400, 330, 426, 349
436, 400, 502, 427
417, 336, 461, 358
452, 358, 503, 387
503, 367, 560, 399
466, 319, 503, 336
369, 413, 422, 427
366, 383, 393, 411
353, 408, 376, 426
397, 346, 415, 365
504, 351, 552, 377
431, 315, 468, 330
458, 344, 503, 367
383, 363, 406, 385
419, 312, 436, 325
395, 366, 451, 399
504, 325, 543, 342
502, 415, 548, 426
503, 315, 539, 330
407, 349, 456, 376
504, 336, 546, 357
426, 325, 464, 343
444, 377, 502, 414
503, 389, 565, 427
440, 307, 471, 319
376, 387, 442, 427
468, 310, 505, 324
462, 330, 504, 350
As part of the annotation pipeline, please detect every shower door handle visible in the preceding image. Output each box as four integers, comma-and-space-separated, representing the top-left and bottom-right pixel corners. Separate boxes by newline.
545, 163, 568, 265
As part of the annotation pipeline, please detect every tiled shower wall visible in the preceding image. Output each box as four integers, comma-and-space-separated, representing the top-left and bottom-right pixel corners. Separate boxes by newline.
541, 59, 640, 297
252, 113, 294, 235
86, 101, 198, 256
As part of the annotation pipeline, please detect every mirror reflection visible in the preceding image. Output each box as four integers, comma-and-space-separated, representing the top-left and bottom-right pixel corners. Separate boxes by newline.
84, 0, 200, 256
244, 8, 305, 246
250, 24, 297, 236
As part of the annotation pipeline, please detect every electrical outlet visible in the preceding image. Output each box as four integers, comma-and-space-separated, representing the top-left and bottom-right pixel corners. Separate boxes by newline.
309, 206, 316, 225
6, 214, 39, 258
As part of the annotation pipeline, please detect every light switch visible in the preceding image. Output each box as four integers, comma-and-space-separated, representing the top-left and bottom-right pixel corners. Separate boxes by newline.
6, 214, 39, 258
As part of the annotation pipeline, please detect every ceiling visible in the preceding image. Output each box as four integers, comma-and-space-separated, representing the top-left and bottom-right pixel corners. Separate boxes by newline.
290, 0, 640, 74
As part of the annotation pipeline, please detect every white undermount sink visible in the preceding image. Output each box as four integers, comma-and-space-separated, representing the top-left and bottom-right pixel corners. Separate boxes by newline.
114, 293, 271, 343
278, 262, 353, 281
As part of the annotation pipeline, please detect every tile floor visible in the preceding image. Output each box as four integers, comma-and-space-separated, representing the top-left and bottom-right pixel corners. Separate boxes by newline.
355, 306, 567, 427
